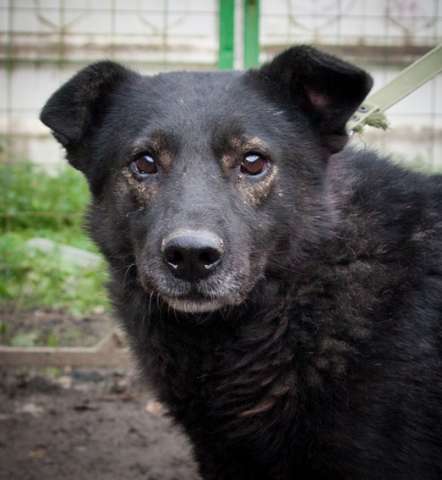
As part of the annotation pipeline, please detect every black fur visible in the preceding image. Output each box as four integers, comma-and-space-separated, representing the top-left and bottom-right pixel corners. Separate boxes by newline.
41, 46, 442, 479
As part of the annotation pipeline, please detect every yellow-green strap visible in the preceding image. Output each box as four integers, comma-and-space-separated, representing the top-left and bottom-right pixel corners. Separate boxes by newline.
348, 44, 442, 133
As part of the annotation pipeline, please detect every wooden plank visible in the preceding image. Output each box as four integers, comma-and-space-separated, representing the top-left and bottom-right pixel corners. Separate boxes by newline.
0, 330, 132, 368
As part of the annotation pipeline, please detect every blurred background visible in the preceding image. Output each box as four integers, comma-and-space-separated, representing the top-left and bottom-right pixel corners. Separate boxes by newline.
0, 1, 441, 479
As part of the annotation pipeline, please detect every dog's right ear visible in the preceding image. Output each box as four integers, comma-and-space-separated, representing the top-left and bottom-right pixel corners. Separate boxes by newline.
40, 61, 135, 172
258, 46, 373, 154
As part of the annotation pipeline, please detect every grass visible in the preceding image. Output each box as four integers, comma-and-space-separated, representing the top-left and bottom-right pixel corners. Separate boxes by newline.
1, 161, 87, 232
0, 162, 110, 316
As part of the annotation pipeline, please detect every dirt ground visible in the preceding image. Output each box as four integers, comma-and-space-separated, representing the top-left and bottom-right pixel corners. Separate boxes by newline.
0, 308, 200, 480
0, 369, 200, 480
0, 306, 115, 348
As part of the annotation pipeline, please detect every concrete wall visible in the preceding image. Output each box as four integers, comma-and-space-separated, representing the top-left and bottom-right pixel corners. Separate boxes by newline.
1, 0, 441, 169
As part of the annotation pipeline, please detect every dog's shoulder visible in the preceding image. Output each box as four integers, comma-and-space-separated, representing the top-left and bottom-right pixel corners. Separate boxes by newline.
310, 147, 442, 350
327, 147, 442, 248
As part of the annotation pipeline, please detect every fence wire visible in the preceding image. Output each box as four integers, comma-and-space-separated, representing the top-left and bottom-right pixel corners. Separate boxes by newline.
260, 0, 442, 168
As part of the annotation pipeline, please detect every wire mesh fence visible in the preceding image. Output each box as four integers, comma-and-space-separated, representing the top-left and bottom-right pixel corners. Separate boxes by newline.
0, 0, 220, 168
259, 0, 442, 168
1, 1, 440, 168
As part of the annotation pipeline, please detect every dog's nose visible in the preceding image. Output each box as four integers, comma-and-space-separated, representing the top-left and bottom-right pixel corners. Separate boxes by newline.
162, 230, 224, 282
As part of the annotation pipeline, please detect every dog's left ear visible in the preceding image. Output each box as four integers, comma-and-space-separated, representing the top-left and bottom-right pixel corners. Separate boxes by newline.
259, 45, 373, 153
40, 61, 136, 175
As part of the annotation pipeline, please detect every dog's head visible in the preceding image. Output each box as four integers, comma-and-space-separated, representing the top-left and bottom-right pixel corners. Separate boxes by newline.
41, 46, 372, 314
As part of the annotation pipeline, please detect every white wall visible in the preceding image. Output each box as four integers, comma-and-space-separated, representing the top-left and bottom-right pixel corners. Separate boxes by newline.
1, 0, 441, 169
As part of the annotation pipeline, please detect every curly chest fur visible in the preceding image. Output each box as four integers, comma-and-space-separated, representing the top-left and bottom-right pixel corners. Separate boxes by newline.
147, 309, 299, 444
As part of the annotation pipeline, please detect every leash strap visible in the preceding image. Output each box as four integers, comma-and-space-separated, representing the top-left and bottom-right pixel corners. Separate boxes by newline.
348, 44, 442, 132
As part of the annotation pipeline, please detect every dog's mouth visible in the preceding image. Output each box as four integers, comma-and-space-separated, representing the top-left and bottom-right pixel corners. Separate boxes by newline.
162, 294, 227, 313
139, 273, 242, 313
139, 259, 253, 314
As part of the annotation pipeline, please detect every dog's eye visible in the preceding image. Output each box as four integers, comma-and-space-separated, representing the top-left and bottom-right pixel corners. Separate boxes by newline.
131, 154, 158, 176
240, 153, 268, 176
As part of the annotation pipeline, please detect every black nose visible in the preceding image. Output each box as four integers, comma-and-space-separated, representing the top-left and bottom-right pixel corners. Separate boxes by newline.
162, 230, 224, 282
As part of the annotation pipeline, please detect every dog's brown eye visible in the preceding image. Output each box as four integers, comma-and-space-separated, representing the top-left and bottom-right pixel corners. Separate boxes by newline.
240, 153, 268, 176
132, 154, 158, 176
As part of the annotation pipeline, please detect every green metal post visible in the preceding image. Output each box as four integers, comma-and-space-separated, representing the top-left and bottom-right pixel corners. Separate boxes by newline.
218, 0, 235, 69
243, 0, 260, 68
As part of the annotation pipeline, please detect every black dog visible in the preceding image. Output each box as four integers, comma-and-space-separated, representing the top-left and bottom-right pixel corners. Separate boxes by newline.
41, 46, 442, 479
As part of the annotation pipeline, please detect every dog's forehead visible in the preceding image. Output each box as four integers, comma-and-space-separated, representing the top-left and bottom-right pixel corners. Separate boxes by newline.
150, 70, 243, 101
139, 70, 272, 122
120, 70, 288, 143
106, 69, 296, 160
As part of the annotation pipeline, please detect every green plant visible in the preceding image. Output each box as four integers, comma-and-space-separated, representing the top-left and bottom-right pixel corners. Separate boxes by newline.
0, 231, 109, 315
45, 333, 60, 347
10, 331, 39, 347
0, 161, 89, 231
0, 162, 110, 315
0, 321, 7, 338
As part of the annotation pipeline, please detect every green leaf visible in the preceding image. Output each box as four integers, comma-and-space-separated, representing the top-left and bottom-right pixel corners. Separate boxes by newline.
11, 332, 39, 347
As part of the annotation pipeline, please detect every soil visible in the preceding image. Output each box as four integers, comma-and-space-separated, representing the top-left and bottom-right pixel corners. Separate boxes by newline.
0, 308, 200, 480
0, 368, 200, 480
0, 306, 114, 347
